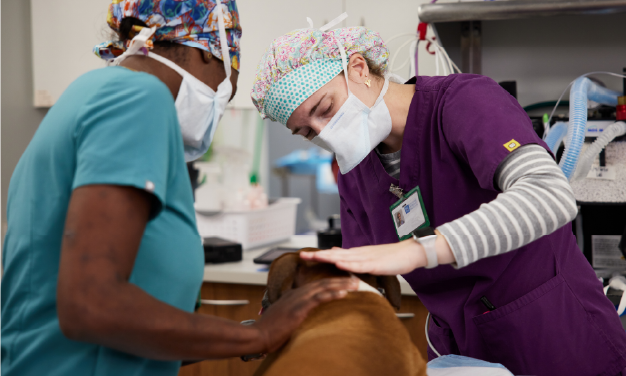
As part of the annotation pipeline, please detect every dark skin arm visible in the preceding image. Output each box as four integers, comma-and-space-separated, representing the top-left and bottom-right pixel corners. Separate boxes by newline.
57, 185, 356, 361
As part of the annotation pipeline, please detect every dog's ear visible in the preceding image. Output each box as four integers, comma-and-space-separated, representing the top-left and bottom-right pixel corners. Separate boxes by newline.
377, 275, 402, 310
267, 253, 300, 304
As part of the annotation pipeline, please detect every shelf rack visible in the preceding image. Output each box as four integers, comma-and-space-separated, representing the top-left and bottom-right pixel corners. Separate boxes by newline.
417, 0, 626, 74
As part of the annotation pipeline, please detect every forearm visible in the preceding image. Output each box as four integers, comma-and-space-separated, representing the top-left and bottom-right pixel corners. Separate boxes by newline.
61, 282, 265, 361
436, 145, 577, 268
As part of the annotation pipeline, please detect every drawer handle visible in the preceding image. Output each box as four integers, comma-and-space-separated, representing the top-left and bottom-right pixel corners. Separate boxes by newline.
201, 299, 250, 306
396, 313, 415, 319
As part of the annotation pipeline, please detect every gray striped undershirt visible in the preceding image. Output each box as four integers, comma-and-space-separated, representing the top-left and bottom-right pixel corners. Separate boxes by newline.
376, 148, 402, 179
376, 144, 578, 268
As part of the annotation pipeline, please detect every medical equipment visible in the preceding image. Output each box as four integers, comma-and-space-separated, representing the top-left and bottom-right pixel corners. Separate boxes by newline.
387, 24, 460, 81
573, 121, 626, 181
203, 236, 243, 264
545, 72, 626, 272
317, 215, 342, 250
556, 76, 622, 180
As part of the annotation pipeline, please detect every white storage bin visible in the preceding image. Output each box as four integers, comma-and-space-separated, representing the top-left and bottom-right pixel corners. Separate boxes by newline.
195, 198, 301, 250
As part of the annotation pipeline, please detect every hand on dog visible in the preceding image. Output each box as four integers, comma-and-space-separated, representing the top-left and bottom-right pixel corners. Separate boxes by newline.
300, 234, 455, 275
253, 277, 358, 353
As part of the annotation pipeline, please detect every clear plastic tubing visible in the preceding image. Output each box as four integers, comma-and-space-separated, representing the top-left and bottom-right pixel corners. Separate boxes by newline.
573, 121, 626, 181
559, 76, 622, 180
544, 121, 568, 153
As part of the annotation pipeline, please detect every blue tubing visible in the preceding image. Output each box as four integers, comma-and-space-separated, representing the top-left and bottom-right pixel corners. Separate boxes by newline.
545, 122, 568, 153
588, 82, 620, 106
558, 77, 621, 180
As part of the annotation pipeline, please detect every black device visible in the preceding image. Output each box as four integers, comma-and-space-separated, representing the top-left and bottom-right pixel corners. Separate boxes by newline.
203, 237, 242, 264
253, 247, 299, 265
575, 203, 626, 268
317, 214, 342, 250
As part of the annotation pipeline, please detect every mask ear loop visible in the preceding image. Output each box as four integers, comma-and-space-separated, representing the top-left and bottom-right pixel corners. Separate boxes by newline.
215, 0, 232, 79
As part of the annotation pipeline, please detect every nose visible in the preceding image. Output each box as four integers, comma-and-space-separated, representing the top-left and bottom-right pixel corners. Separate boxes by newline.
310, 118, 329, 137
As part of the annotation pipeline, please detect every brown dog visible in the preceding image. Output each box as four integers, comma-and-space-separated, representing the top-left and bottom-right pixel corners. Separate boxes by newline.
253, 248, 427, 376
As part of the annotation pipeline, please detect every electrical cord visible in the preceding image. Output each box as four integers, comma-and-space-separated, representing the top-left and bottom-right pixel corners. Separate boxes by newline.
425, 312, 442, 358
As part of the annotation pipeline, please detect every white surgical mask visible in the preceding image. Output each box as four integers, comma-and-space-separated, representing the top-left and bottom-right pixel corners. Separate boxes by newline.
109, 0, 233, 162
310, 44, 392, 174
148, 52, 232, 161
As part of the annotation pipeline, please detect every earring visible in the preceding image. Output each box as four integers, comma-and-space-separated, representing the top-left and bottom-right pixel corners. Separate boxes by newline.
364, 79, 371, 87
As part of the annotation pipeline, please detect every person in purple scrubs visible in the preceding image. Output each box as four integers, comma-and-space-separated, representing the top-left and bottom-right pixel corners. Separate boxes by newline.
251, 24, 626, 375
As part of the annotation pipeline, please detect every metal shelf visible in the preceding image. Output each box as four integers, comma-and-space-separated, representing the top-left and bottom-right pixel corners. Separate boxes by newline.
418, 0, 626, 23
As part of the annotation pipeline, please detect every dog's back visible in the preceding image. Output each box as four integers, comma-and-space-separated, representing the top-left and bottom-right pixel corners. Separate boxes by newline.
255, 293, 426, 376
254, 250, 427, 376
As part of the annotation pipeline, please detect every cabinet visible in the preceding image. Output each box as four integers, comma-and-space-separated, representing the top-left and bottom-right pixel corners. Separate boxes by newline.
178, 282, 429, 376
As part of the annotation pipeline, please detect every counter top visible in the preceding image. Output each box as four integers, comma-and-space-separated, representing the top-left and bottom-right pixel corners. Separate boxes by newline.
203, 235, 417, 296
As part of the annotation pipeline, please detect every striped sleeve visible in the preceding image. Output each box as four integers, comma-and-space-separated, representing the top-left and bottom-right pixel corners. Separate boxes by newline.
437, 144, 578, 268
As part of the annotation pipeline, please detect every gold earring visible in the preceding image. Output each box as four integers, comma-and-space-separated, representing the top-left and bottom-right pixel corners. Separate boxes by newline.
364, 79, 371, 87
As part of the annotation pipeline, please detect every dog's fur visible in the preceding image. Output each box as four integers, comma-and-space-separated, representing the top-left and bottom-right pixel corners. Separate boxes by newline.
253, 248, 427, 376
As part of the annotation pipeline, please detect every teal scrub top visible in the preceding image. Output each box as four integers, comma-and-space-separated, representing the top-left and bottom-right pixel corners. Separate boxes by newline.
1, 67, 205, 376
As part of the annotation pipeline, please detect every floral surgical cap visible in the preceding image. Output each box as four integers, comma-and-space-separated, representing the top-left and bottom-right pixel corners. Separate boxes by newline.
94, 0, 241, 71
251, 27, 389, 125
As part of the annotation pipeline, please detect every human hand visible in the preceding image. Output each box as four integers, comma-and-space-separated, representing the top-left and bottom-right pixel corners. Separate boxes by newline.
300, 239, 427, 275
253, 277, 358, 353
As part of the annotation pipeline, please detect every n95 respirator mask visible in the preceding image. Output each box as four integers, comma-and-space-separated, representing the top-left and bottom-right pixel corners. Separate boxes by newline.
311, 77, 392, 174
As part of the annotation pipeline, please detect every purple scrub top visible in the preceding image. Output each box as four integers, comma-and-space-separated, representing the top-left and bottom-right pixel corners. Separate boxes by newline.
338, 74, 626, 375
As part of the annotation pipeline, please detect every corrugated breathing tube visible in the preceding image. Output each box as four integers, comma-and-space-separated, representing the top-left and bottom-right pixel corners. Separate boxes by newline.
572, 121, 626, 181
559, 77, 621, 180
544, 122, 568, 153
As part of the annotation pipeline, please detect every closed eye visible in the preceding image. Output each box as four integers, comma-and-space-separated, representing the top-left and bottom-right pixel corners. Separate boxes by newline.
322, 100, 333, 117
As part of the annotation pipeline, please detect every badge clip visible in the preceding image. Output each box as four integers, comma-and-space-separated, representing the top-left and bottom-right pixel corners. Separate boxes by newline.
389, 184, 404, 199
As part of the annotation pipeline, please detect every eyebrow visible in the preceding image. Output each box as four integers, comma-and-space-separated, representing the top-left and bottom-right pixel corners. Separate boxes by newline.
309, 93, 326, 117
289, 93, 327, 135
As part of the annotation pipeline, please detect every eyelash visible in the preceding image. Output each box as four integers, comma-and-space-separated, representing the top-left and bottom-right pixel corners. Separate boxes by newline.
322, 101, 333, 116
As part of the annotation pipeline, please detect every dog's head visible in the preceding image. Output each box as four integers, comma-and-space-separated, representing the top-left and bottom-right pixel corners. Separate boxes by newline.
266, 247, 402, 310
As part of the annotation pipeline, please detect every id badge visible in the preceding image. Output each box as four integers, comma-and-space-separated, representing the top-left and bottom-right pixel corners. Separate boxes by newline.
389, 186, 430, 241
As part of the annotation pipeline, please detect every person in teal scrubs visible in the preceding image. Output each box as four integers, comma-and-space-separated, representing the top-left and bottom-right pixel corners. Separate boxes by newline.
1, 2, 356, 376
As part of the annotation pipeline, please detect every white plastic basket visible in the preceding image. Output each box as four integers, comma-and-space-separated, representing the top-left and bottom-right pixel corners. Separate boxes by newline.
195, 198, 301, 250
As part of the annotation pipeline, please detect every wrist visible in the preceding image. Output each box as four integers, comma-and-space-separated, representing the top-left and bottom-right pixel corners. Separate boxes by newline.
413, 234, 438, 269
407, 238, 428, 269
250, 324, 271, 354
